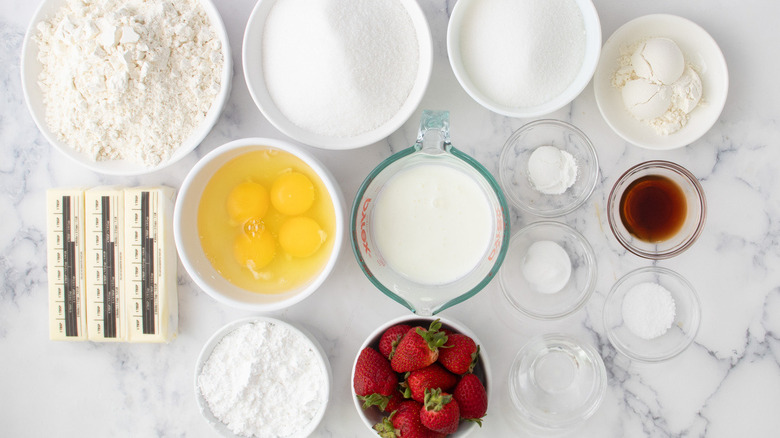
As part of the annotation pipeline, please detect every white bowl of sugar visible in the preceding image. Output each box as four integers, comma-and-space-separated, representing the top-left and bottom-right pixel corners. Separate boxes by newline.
447, 0, 601, 118
243, 0, 433, 150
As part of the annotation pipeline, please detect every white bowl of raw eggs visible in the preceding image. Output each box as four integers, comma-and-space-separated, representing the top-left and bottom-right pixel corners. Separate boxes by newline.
174, 138, 345, 311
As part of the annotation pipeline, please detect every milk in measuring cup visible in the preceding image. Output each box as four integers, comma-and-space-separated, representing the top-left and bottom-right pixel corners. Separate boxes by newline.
372, 163, 493, 285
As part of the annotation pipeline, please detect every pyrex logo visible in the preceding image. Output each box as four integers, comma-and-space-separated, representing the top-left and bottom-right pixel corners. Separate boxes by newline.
360, 198, 372, 257
488, 207, 504, 261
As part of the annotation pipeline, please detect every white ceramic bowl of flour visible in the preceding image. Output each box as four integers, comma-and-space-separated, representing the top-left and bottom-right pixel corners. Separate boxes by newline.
21, 0, 232, 175
447, 0, 601, 118
242, 0, 433, 149
195, 317, 331, 437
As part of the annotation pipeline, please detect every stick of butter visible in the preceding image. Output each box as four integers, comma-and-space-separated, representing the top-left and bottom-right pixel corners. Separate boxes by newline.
46, 189, 88, 341
84, 188, 125, 342
124, 187, 178, 343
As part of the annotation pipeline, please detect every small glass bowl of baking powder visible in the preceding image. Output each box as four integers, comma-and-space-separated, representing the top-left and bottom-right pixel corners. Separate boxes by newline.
499, 120, 599, 217
499, 221, 597, 320
604, 266, 701, 362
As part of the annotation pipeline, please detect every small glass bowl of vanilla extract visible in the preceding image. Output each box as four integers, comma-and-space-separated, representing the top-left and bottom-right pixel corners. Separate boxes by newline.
607, 161, 706, 259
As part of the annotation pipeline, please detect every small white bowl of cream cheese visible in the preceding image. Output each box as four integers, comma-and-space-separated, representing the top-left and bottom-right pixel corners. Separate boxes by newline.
594, 14, 729, 150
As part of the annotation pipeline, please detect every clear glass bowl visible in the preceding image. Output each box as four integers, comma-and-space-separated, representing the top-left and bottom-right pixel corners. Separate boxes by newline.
499, 221, 597, 320
604, 266, 701, 362
508, 333, 607, 431
499, 120, 599, 217
607, 160, 706, 259
350, 111, 510, 316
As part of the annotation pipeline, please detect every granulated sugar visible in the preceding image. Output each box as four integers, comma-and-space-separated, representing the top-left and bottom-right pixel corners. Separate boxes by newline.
198, 321, 327, 438
621, 282, 676, 340
262, 0, 419, 137
459, 0, 585, 108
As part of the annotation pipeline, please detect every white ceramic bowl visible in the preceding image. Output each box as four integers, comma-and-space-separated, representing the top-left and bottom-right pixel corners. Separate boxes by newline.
195, 316, 332, 437
351, 315, 491, 438
174, 138, 345, 311
447, 0, 601, 118
20, 0, 232, 175
594, 14, 729, 150
243, 0, 433, 149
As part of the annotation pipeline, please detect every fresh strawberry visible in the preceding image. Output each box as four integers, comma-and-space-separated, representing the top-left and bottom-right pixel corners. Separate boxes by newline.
354, 347, 398, 399
402, 363, 457, 403
437, 334, 479, 375
379, 324, 412, 359
453, 373, 488, 425
373, 401, 445, 438
420, 388, 461, 435
360, 388, 405, 413
391, 319, 448, 373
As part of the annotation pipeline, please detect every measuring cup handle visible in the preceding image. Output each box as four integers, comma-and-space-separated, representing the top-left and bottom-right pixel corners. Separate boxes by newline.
415, 110, 451, 154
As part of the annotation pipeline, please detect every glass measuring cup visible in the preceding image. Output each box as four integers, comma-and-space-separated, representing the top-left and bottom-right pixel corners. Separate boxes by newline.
350, 110, 510, 315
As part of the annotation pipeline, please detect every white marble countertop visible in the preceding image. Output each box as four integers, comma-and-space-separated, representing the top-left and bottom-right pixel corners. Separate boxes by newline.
2, 0, 779, 436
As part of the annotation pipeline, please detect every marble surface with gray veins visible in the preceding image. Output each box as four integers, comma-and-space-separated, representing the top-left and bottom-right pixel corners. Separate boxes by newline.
1, 0, 779, 436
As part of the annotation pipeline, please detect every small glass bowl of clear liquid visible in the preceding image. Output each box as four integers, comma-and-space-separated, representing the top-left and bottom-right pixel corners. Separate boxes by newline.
508, 333, 607, 431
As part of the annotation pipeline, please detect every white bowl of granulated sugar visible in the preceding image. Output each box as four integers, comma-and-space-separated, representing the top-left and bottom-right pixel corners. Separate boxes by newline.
21, 0, 232, 175
243, 0, 433, 149
195, 317, 332, 438
447, 0, 601, 118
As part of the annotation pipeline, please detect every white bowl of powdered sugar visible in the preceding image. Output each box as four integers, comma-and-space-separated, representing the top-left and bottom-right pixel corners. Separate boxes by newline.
242, 0, 433, 149
21, 0, 232, 175
447, 0, 601, 118
195, 317, 331, 437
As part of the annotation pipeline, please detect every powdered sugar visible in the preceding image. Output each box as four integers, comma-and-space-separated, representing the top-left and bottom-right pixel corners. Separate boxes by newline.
35, 0, 223, 166
198, 320, 327, 438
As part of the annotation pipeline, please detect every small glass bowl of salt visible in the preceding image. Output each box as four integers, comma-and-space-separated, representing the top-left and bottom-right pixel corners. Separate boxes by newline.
604, 266, 701, 362
499, 120, 599, 217
499, 221, 597, 320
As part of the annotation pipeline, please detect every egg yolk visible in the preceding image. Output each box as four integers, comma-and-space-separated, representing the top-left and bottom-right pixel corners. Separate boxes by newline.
270, 172, 315, 216
278, 217, 325, 258
226, 181, 269, 224
233, 230, 276, 272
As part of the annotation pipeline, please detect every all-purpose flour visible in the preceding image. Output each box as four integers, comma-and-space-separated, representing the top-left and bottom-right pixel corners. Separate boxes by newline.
198, 321, 326, 438
35, 0, 223, 166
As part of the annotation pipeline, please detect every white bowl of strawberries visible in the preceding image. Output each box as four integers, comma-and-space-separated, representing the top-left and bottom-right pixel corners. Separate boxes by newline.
351, 315, 491, 437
